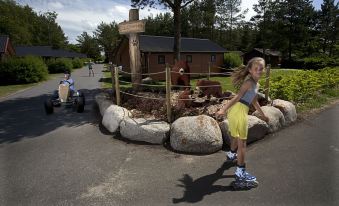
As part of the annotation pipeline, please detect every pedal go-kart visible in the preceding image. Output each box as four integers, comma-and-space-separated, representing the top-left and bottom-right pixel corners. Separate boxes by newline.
44, 83, 85, 114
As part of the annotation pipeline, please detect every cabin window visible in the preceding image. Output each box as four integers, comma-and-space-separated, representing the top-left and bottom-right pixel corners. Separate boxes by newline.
158, 55, 165, 64
186, 55, 192, 63
210, 54, 216, 62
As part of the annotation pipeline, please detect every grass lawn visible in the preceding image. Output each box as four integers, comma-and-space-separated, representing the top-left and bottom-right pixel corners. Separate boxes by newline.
0, 73, 61, 98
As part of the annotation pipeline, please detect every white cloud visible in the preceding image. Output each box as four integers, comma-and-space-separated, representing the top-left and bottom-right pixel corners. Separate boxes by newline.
48, 1, 64, 10
241, 0, 257, 21
15, 0, 322, 44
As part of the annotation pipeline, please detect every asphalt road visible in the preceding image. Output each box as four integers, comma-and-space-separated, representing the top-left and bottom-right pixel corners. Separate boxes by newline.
1, 65, 338, 206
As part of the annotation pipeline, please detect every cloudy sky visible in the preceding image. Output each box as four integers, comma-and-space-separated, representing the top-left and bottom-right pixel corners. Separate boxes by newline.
16, 0, 325, 44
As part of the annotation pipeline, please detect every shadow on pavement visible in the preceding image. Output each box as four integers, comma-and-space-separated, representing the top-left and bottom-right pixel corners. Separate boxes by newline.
172, 161, 236, 204
0, 88, 103, 144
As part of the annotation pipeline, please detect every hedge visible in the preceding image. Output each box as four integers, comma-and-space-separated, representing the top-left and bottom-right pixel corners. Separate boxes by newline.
223, 53, 243, 69
260, 67, 339, 103
46, 58, 73, 73
0, 56, 48, 85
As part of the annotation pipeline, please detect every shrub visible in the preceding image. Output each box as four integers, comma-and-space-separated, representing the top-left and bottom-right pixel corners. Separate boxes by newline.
303, 56, 338, 70
223, 53, 243, 69
72, 58, 83, 69
261, 68, 339, 104
47, 58, 73, 73
0, 56, 48, 85
281, 56, 338, 70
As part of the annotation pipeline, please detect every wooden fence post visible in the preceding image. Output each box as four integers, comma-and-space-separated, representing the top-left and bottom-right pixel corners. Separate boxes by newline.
114, 67, 121, 106
110, 64, 115, 94
264, 64, 271, 100
166, 63, 171, 123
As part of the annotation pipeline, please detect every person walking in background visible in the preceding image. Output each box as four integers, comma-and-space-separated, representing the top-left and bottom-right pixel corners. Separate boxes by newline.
216, 57, 269, 188
88, 60, 94, 77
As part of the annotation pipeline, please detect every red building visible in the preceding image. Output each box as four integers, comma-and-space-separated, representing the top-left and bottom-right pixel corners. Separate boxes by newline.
114, 35, 227, 80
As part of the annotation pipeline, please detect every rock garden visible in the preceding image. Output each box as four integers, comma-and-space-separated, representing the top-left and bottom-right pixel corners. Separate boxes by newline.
95, 88, 297, 154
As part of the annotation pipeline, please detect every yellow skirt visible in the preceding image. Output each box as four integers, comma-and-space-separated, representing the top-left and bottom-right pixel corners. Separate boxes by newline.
227, 102, 249, 139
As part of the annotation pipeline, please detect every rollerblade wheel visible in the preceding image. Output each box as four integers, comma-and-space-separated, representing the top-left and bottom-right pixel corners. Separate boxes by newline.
231, 180, 259, 190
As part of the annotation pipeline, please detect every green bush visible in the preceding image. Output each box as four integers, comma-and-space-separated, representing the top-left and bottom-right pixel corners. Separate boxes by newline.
0, 56, 48, 85
282, 56, 338, 70
47, 58, 73, 73
223, 53, 243, 69
261, 67, 339, 103
303, 56, 337, 70
72, 58, 83, 69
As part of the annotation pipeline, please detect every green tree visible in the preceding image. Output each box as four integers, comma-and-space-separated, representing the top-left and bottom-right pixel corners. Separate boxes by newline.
318, 0, 338, 57
0, 0, 67, 48
76, 32, 101, 60
274, 0, 316, 59
94, 22, 121, 62
131, 0, 195, 61
216, 0, 248, 50
144, 13, 174, 36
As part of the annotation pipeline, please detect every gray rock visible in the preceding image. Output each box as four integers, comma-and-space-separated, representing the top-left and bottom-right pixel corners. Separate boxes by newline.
272, 99, 297, 125
219, 115, 269, 145
102, 105, 132, 133
95, 93, 112, 116
219, 119, 230, 145
253, 106, 285, 133
247, 115, 269, 143
170, 115, 223, 154
120, 118, 170, 144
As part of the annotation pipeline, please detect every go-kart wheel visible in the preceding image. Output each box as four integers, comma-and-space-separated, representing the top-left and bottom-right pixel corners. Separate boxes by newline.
77, 91, 85, 105
44, 98, 54, 114
76, 96, 85, 113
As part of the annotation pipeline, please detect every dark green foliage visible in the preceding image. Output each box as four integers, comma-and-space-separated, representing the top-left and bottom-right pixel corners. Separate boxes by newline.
72, 58, 83, 69
46, 58, 73, 74
223, 53, 243, 68
0, 56, 48, 85
144, 13, 174, 36
93, 22, 120, 62
303, 56, 338, 70
0, 0, 67, 48
76, 32, 101, 60
281, 56, 338, 70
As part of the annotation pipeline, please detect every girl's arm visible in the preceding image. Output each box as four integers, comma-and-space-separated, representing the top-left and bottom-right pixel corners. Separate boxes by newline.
216, 81, 252, 116
252, 95, 269, 122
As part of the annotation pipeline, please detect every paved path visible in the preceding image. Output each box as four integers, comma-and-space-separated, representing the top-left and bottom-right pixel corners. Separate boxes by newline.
1, 66, 338, 205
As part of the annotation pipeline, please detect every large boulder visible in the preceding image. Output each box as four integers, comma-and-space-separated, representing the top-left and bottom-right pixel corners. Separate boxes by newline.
120, 118, 170, 144
252, 106, 285, 133
272, 99, 297, 125
170, 115, 223, 154
219, 115, 269, 145
102, 105, 132, 133
247, 115, 269, 143
95, 93, 112, 116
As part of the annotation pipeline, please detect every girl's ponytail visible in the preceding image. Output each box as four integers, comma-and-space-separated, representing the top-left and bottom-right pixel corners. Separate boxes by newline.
231, 65, 249, 89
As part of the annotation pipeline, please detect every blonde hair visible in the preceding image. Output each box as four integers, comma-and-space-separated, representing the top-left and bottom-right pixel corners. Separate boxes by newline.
231, 57, 265, 89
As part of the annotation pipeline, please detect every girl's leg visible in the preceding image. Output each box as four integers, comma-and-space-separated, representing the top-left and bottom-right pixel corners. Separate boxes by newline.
230, 136, 238, 152
237, 138, 246, 166
226, 136, 238, 161
235, 138, 257, 182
